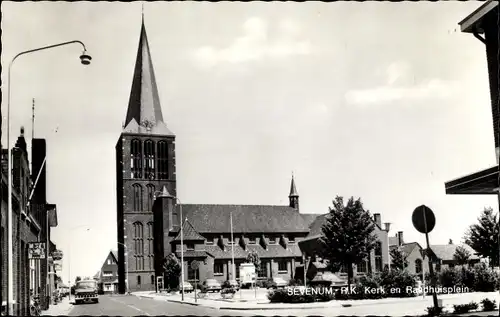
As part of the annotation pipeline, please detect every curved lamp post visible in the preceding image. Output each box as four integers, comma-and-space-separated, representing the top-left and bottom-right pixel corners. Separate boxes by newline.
117, 242, 130, 295
153, 191, 184, 302
6, 40, 91, 315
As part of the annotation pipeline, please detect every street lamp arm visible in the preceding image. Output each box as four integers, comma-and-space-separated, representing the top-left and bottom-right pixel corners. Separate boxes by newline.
9, 40, 89, 68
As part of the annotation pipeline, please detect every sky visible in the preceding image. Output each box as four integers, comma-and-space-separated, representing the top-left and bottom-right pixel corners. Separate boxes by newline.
1, 1, 497, 284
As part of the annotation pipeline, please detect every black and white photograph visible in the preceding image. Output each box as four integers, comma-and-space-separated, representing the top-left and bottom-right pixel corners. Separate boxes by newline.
0, 1, 499, 316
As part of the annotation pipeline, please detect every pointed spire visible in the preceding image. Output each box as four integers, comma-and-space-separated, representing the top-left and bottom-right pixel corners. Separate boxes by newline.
157, 185, 173, 199
123, 17, 174, 136
289, 173, 298, 197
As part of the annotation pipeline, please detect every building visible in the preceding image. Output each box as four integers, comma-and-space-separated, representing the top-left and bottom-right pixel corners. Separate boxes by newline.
96, 251, 119, 293
296, 212, 392, 282
0, 130, 59, 315
116, 17, 392, 292
443, 2, 499, 266
389, 232, 480, 276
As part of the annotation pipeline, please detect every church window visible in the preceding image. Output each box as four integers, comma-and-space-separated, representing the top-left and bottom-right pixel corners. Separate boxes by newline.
147, 222, 154, 270
144, 140, 156, 180
157, 141, 168, 180
131, 139, 143, 179
133, 222, 144, 270
137, 275, 141, 285
132, 184, 143, 212
146, 184, 155, 212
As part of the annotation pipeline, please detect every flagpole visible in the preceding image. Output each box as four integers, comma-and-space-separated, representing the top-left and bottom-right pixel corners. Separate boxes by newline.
230, 212, 235, 280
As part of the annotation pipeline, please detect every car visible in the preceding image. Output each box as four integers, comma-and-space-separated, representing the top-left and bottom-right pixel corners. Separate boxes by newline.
202, 279, 222, 292
267, 277, 288, 289
74, 280, 99, 304
222, 280, 240, 291
180, 281, 194, 293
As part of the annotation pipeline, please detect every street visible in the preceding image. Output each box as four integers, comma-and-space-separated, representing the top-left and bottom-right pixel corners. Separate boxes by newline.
68, 295, 254, 316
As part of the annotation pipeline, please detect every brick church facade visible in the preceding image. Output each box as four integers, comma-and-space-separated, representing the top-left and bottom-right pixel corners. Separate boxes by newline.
116, 18, 391, 293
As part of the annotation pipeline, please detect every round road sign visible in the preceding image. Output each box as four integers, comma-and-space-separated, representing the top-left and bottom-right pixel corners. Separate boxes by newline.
412, 205, 436, 234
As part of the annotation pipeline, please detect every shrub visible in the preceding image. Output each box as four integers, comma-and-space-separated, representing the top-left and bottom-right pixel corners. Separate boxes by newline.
221, 288, 236, 294
453, 302, 478, 314
481, 298, 497, 311
288, 279, 302, 286
438, 267, 461, 289
426, 306, 443, 317
380, 269, 417, 298
472, 263, 498, 292
459, 267, 475, 291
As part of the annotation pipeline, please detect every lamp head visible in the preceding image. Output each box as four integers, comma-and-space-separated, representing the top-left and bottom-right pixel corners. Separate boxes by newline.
80, 51, 92, 65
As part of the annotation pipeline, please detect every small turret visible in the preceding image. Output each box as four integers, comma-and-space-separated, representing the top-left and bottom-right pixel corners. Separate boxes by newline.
288, 173, 299, 211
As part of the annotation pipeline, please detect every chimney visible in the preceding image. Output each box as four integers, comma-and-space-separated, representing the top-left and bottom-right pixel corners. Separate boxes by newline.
448, 239, 453, 245
373, 213, 381, 227
31, 139, 47, 203
398, 231, 404, 246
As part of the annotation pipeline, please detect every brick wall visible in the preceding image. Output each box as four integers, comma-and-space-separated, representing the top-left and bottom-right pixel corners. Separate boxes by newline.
116, 134, 177, 293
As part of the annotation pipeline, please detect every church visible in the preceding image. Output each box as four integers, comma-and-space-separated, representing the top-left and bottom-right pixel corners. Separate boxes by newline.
116, 18, 391, 293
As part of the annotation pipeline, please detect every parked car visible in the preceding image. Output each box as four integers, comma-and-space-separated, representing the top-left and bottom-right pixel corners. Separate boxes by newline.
222, 280, 240, 291
201, 279, 222, 292
180, 281, 194, 293
74, 280, 99, 304
267, 277, 288, 289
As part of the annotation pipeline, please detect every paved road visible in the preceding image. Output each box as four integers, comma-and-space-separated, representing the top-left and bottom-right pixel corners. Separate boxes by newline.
68, 295, 254, 316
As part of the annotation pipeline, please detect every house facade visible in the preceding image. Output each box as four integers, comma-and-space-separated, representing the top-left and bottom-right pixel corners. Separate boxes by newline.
96, 251, 119, 293
389, 232, 481, 276
0, 130, 59, 315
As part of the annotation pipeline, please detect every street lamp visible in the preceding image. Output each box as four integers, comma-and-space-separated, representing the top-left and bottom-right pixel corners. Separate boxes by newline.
153, 190, 184, 301
67, 226, 91, 302
6, 40, 91, 315
117, 242, 130, 295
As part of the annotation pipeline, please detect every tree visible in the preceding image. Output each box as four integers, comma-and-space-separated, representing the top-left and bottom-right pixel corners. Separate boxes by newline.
246, 250, 261, 275
453, 245, 471, 266
319, 196, 378, 288
390, 247, 408, 271
162, 253, 181, 289
464, 207, 499, 267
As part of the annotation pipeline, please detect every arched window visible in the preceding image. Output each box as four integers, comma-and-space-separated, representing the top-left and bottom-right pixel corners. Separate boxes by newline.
144, 140, 156, 180
157, 141, 168, 180
137, 275, 141, 286
147, 222, 155, 270
374, 241, 383, 272
130, 139, 143, 179
151, 275, 155, 285
133, 222, 144, 271
146, 184, 155, 212
132, 184, 143, 212
415, 259, 423, 274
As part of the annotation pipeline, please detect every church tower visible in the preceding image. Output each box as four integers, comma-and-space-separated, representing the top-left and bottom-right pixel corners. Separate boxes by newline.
289, 174, 299, 211
116, 16, 177, 293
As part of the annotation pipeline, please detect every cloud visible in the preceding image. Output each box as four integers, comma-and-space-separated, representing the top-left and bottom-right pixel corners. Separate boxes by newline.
192, 17, 313, 68
345, 62, 459, 106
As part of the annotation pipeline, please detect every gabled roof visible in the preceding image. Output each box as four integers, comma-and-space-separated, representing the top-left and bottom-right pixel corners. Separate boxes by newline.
173, 219, 205, 241
177, 204, 311, 233
301, 213, 323, 227
430, 244, 480, 261
123, 19, 174, 136
390, 242, 421, 258
111, 250, 118, 262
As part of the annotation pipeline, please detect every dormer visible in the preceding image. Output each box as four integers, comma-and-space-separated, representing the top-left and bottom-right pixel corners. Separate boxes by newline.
217, 234, 225, 251
260, 234, 268, 250
239, 234, 247, 250
279, 234, 288, 249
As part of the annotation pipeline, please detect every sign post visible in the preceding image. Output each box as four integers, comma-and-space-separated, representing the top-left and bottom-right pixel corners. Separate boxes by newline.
191, 261, 200, 303
412, 205, 439, 310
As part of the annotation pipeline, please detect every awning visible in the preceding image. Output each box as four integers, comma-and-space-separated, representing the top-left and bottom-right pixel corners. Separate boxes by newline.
444, 166, 499, 195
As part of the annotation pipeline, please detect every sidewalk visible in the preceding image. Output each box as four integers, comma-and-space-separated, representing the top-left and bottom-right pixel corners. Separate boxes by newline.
133, 290, 498, 312
41, 297, 73, 316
